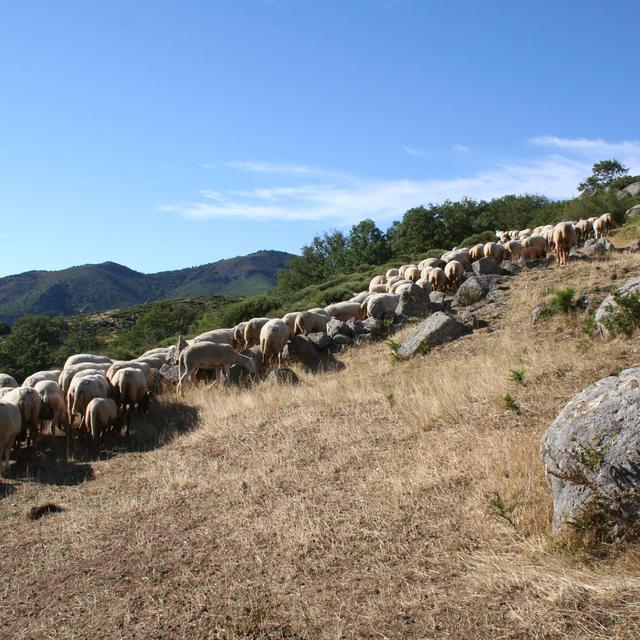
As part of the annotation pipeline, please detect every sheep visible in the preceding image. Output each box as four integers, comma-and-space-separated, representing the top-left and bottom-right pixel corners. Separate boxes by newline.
59, 362, 111, 395
282, 312, 300, 334
0, 401, 21, 476
134, 352, 169, 370
422, 258, 445, 270
177, 342, 257, 397
483, 242, 505, 263
34, 380, 67, 435
243, 317, 271, 349
575, 219, 593, 243
399, 264, 417, 277
0, 388, 14, 399
415, 278, 432, 291
3, 387, 42, 446
428, 267, 446, 292
22, 370, 62, 388
324, 301, 366, 321
110, 368, 148, 430
404, 266, 421, 283
294, 311, 328, 336
444, 260, 464, 290
192, 328, 235, 346
386, 275, 405, 291
232, 322, 248, 349
349, 291, 371, 304
594, 212, 614, 238
469, 244, 485, 262
369, 275, 386, 290
522, 234, 548, 260
443, 250, 472, 272
67, 374, 110, 429
260, 319, 291, 368
107, 361, 153, 389
553, 222, 577, 266
85, 398, 120, 447
385, 268, 400, 279
364, 293, 400, 319
388, 278, 412, 293
518, 228, 532, 239
0, 374, 18, 389
64, 353, 112, 369
503, 240, 523, 262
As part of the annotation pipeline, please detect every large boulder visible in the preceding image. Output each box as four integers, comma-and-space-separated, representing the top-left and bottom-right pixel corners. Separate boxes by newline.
265, 368, 300, 385
366, 293, 399, 320
594, 275, 640, 338
159, 364, 180, 384
282, 335, 322, 372
540, 367, 640, 537
397, 311, 470, 359
583, 237, 615, 256
429, 291, 446, 312
621, 181, 640, 198
307, 332, 332, 350
228, 346, 264, 385
326, 319, 355, 338
454, 275, 500, 307
472, 256, 499, 275
395, 283, 430, 318
626, 204, 640, 220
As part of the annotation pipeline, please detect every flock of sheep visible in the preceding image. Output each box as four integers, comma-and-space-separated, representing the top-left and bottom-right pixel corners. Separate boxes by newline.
0, 211, 615, 474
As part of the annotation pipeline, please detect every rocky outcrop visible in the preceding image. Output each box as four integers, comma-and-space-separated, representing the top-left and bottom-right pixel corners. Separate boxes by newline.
397, 312, 470, 359
454, 275, 500, 307
540, 367, 640, 537
594, 275, 640, 338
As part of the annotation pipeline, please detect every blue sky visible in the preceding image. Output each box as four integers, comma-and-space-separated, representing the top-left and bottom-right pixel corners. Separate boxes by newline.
1, 0, 638, 276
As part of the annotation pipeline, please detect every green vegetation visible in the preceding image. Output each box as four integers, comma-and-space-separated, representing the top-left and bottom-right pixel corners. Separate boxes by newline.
538, 287, 577, 320
601, 291, 640, 337
503, 393, 521, 413
509, 368, 526, 384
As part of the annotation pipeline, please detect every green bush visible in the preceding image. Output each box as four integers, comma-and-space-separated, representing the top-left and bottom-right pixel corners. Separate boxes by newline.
602, 291, 640, 337
460, 231, 496, 247
538, 287, 576, 320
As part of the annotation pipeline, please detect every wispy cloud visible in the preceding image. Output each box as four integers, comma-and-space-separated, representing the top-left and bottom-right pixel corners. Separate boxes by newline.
452, 144, 471, 155
402, 145, 429, 157
161, 137, 640, 225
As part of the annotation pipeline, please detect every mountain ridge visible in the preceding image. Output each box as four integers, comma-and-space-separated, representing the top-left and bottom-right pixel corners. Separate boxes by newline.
0, 250, 294, 323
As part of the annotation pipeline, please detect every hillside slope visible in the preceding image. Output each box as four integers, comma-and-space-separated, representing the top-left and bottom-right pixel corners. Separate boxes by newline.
0, 250, 293, 323
2, 252, 640, 638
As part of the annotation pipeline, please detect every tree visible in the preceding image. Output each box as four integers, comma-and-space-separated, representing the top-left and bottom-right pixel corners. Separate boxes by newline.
347, 219, 391, 267
387, 206, 448, 257
578, 159, 629, 194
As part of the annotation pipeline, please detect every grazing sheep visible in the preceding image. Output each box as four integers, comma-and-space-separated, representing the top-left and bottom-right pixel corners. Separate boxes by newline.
67, 374, 110, 429
3, 387, 42, 446
422, 258, 446, 270
553, 222, 577, 266
282, 312, 300, 335
260, 319, 291, 368
503, 240, 523, 262
107, 361, 153, 389
34, 380, 67, 435
294, 311, 328, 335
85, 398, 119, 446
59, 362, 111, 395
444, 260, 464, 290
575, 219, 593, 243
522, 235, 548, 260
399, 264, 416, 277
22, 370, 62, 388
324, 301, 366, 321
243, 317, 271, 349
483, 242, 505, 263
110, 368, 148, 430
0, 388, 13, 399
369, 275, 386, 290
518, 228, 532, 239
134, 352, 169, 370
364, 293, 400, 319
388, 278, 412, 293
404, 266, 421, 283
64, 353, 112, 369
469, 244, 485, 262
349, 292, 371, 304
0, 374, 18, 389
177, 342, 257, 396
415, 278, 432, 291
192, 328, 235, 346
594, 212, 614, 238
0, 402, 21, 475
385, 268, 400, 279
386, 275, 405, 291
232, 322, 248, 349
428, 267, 446, 292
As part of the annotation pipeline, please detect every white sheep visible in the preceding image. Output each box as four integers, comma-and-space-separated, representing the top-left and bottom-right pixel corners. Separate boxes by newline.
3, 387, 42, 446
553, 222, 577, 266
483, 242, 505, 263
294, 311, 328, 335
444, 260, 464, 290
385, 268, 400, 279
259, 319, 291, 368
64, 353, 112, 369
0, 374, 18, 389
59, 362, 111, 395
282, 312, 300, 334
85, 397, 120, 446
192, 328, 235, 346
67, 374, 110, 430
111, 368, 148, 430
369, 275, 386, 290
427, 267, 446, 292
34, 380, 67, 435
177, 342, 257, 396
22, 370, 62, 388
324, 302, 365, 321
364, 293, 400, 319
0, 401, 21, 475
243, 317, 271, 349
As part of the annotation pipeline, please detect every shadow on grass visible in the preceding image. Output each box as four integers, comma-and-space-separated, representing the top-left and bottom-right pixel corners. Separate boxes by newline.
7, 399, 200, 487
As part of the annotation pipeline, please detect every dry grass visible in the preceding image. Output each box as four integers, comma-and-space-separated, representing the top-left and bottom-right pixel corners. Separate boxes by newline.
2, 254, 640, 639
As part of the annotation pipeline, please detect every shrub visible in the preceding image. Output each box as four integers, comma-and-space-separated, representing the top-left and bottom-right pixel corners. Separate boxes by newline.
538, 287, 576, 320
460, 231, 496, 247
601, 291, 640, 337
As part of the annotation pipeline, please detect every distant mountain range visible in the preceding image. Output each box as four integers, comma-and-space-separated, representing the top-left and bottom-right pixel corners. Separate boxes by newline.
0, 250, 294, 323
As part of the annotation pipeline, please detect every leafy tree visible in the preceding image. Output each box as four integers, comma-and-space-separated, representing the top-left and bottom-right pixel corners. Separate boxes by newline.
0, 322, 10, 336
387, 206, 448, 256
578, 159, 629, 194
347, 219, 391, 267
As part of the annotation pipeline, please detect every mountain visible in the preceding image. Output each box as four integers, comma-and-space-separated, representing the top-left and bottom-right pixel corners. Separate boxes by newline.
0, 250, 294, 323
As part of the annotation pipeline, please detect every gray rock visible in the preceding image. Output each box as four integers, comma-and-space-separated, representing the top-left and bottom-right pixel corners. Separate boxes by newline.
500, 260, 521, 277
326, 319, 354, 338
307, 332, 332, 350
395, 283, 430, 318
595, 275, 640, 338
454, 275, 500, 307
397, 311, 470, 359
540, 366, 640, 536
429, 291, 446, 312
283, 335, 321, 372
366, 293, 399, 320
159, 364, 180, 384
265, 368, 300, 385
228, 346, 264, 385
626, 204, 640, 220
583, 237, 615, 256
621, 181, 640, 198
532, 304, 547, 325
472, 256, 499, 275
361, 317, 388, 339
331, 334, 352, 348
628, 240, 640, 253
346, 319, 368, 336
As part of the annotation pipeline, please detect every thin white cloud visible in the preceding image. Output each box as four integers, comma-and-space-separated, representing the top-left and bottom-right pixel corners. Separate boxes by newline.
453, 144, 471, 155
402, 145, 429, 157
161, 137, 640, 225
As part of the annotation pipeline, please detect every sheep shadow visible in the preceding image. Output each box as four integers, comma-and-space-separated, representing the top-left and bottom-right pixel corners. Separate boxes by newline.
8, 399, 200, 484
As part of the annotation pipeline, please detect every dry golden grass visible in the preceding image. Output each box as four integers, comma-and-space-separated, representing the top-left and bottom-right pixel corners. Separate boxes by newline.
2, 253, 640, 639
